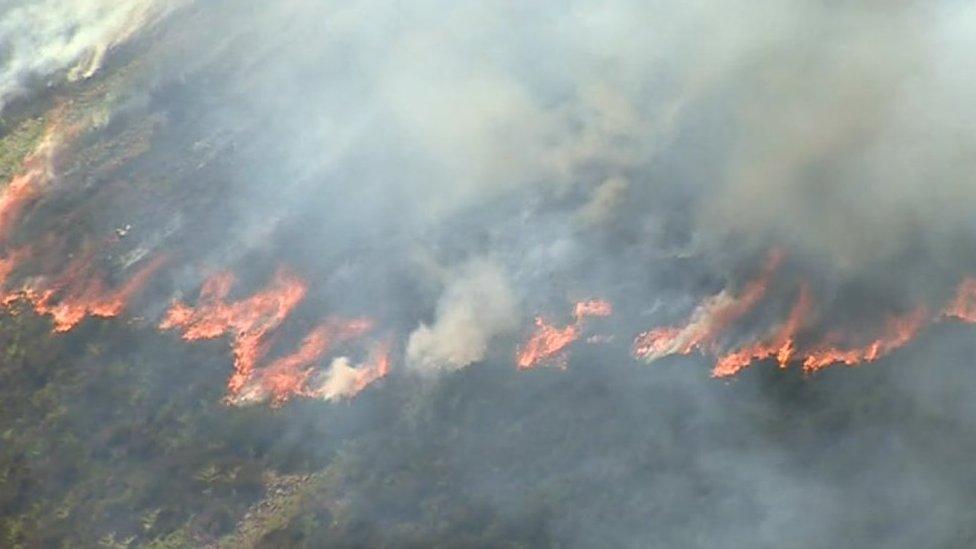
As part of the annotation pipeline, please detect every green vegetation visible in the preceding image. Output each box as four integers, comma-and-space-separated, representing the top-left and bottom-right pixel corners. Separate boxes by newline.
0, 310, 269, 547
0, 307, 546, 547
0, 115, 46, 184
5, 28, 976, 549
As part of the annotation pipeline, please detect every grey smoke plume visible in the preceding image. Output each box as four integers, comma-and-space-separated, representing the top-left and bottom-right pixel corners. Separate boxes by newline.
5, 1, 976, 547
407, 259, 518, 373
0, 0, 179, 113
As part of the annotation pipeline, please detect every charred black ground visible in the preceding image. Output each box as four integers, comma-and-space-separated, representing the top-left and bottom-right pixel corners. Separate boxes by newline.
3, 2, 976, 547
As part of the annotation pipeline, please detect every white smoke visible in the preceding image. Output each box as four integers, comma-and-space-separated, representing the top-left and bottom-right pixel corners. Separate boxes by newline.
0, 0, 180, 113
407, 259, 518, 373
578, 176, 629, 227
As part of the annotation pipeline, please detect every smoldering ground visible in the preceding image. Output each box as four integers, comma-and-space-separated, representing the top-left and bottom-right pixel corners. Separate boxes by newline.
3, 0, 976, 546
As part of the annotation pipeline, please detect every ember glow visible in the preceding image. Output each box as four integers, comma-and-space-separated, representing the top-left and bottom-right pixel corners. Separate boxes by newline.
800, 307, 931, 373
0, 115, 392, 406
0, 172, 41, 244
160, 269, 308, 400
517, 299, 612, 369
160, 269, 387, 405
15, 253, 167, 332
636, 255, 976, 375
573, 299, 613, 320
308, 342, 392, 402
0, 121, 61, 243
13, 2, 976, 544
236, 317, 374, 405
0, 240, 166, 333
634, 250, 784, 362
712, 283, 812, 378
944, 278, 976, 323
0, 112, 165, 332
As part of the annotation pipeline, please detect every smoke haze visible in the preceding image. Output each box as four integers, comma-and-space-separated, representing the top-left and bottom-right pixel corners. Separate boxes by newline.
3, 0, 976, 546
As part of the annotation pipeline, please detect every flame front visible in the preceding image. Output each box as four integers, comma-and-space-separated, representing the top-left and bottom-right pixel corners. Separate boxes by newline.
800, 307, 930, 372
944, 278, 976, 323
574, 299, 613, 320
635, 253, 976, 376
160, 269, 387, 405
634, 249, 784, 362
0, 114, 64, 244
160, 269, 307, 399
517, 318, 581, 370
19, 254, 167, 332
0, 111, 164, 332
712, 282, 812, 378
236, 318, 374, 405
0, 118, 388, 407
517, 299, 612, 369
307, 342, 392, 402
11, 107, 976, 406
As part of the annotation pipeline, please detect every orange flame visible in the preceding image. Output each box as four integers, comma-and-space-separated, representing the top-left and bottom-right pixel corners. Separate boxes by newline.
0, 106, 392, 407
0, 106, 162, 332
712, 283, 812, 377
634, 249, 947, 376
160, 269, 387, 405
0, 118, 66, 244
574, 299, 613, 320
0, 239, 166, 332
0, 172, 42, 244
0, 113, 61, 282
517, 299, 613, 369
0, 247, 30, 291
19, 254, 167, 332
517, 318, 580, 370
307, 341, 392, 402
634, 249, 784, 362
944, 278, 976, 323
160, 268, 307, 397
801, 306, 930, 372
236, 317, 374, 405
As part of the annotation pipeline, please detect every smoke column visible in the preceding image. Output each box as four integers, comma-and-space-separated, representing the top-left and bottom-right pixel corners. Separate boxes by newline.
4, 1, 976, 546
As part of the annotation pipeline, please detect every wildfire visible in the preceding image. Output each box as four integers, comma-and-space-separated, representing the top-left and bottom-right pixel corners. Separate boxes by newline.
12, 102, 976, 405
800, 307, 930, 372
15, 253, 167, 332
517, 318, 580, 370
0, 115, 60, 277
574, 299, 613, 319
634, 251, 976, 376
0, 172, 42, 244
307, 342, 392, 402
0, 110, 166, 332
712, 283, 812, 378
0, 248, 29, 290
234, 317, 374, 405
0, 115, 66, 244
160, 268, 308, 397
634, 249, 784, 362
0, 104, 394, 408
944, 277, 976, 323
161, 269, 388, 405
517, 299, 612, 369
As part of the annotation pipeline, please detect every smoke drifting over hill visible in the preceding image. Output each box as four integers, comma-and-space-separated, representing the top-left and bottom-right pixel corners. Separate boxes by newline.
5, 0, 976, 546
